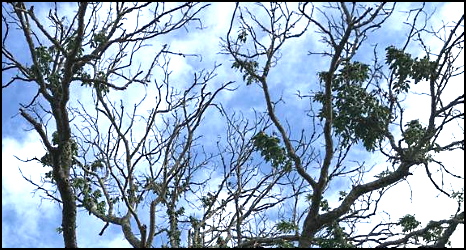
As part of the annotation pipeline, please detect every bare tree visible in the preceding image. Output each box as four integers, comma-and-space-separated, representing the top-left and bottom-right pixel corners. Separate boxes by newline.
2, 2, 233, 247
186, 105, 312, 248
222, 2, 463, 248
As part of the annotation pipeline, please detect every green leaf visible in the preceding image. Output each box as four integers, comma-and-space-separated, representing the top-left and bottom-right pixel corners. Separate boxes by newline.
237, 29, 247, 43
385, 46, 436, 93
399, 214, 421, 232
422, 224, 443, 242
403, 119, 426, 146
451, 189, 464, 203
40, 153, 53, 167
252, 131, 289, 169
338, 191, 347, 201
97, 200, 106, 214
315, 222, 354, 248
91, 160, 104, 171
305, 193, 313, 202
314, 62, 390, 151
320, 199, 330, 211
72, 177, 86, 188
231, 59, 259, 85
276, 220, 298, 233
374, 169, 392, 178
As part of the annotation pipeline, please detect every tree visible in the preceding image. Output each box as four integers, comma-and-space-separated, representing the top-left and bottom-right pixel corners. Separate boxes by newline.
2, 2, 231, 248
222, 2, 463, 248
2, 2, 464, 248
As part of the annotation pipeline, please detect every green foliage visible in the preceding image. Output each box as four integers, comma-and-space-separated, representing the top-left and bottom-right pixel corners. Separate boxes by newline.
39, 132, 77, 168
252, 131, 291, 170
29, 46, 65, 97
110, 197, 120, 204
305, 193, 313, 202
276, 220, 299, 233
334, 61, 370, 86
29, 35, 85, 98
334, 86, 390, 151
276, 240, 295, 248
231, 59, 259, 85
385, 46, 436, 94
45, 170, 53, 179
80, 71, 110, 94
201, 192, 215, 208
176, 207, 185, 216
91, 159, 104, 171
89, 189, 107, 214
67, 138, 78, 157
451, 189, 464, 204
78, 71, 92, 82
320, 199, 330, 212
422, 224, 443, 243
52, 131, 78, 151
237, 29, 247, 43
31, 46, 53, 76
374, 169, 393, 178
72, 177, 86, 189
64, 34, 84, 56
216, 236, 229, 248
338, 191, 347, 201
91, 29, 108, 48
189, 216, 201, 228
315, 62, 390, 151
40, 153, 53, 167
52, 131, 60, 145
304, 194, 331, 211
403, 119, 426, 146
315, 222, 354, 248
96, 200, 106, 214
47, 72, 62, 94
399, 214, 421, 232
76, 176, 107, 215
168, 227, 181, 247
314, 48, 436, 152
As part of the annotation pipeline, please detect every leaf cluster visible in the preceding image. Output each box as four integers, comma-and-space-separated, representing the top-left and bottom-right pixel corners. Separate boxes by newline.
315, 62, 390, 151
39, 131, 78, 168
91, 29, 108, 48
402, 119, 426, 147
201, 192, 216, 208
305, 194, 331, 212
252, 131, 291, 170
74, 177, 106, 215
31, 46, 53, 76
276, 220, 299, 233
385, 46, 436, 94
64, 34, 84, 56
167, 206, 185, 217
398, 214, 421, 233
237, 29, 248, 43
315, 222, 354, 248
80, 71, 110, 94
374, 169, 393, 179
29, 46, 64, 96
422, 224, 443, 243
231, 59, 259, 85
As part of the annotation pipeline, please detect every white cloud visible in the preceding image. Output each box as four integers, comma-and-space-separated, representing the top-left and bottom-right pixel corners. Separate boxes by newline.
2, 132, 61, 247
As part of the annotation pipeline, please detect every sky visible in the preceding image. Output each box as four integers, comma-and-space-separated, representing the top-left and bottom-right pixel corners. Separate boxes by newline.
2, 2, 464, 248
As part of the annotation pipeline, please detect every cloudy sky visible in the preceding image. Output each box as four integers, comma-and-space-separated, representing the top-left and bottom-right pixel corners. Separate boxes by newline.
2, 2, 464, 248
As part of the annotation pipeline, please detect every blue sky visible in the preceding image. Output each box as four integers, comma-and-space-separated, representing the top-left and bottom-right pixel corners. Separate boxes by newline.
2, 2, 464, 248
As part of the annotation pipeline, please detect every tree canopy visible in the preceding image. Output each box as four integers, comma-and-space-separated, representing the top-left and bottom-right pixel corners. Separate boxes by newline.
2, 2, 464, 248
